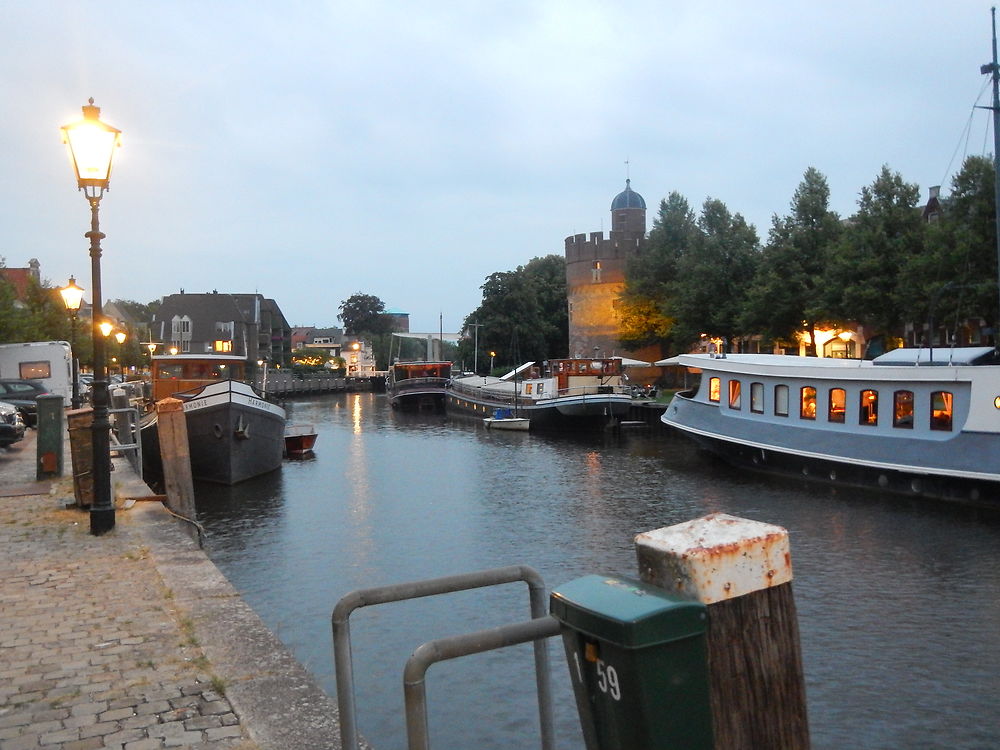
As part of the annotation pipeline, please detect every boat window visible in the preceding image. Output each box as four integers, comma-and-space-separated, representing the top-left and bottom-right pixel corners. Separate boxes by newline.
800, 387, 817, 420
774, 384, 789, 416
708, 377, 720, 403
525, 383, 533, 395
860, 390, 879, 426
828, 388, 846, 423
537, 383, 544, 395
729, 380, 741, 409
750, 382, 764, 413
930, 391, 953, 431
893, 390, 914, 429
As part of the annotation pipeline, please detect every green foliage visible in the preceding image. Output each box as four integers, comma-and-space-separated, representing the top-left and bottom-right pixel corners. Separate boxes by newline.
338, 293, 391, 337
458, 255, 567, 371
741, 167, 842, 353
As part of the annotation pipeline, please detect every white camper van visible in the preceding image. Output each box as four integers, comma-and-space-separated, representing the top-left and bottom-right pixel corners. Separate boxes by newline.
0, 341, 73, 406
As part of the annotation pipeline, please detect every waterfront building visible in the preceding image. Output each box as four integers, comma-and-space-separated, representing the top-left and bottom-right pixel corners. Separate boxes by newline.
151, 291, 291, 366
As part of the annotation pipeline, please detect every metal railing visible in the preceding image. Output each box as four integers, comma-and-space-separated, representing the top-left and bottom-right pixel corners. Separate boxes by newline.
109, 406, 142, 477
332, 565, 558, 750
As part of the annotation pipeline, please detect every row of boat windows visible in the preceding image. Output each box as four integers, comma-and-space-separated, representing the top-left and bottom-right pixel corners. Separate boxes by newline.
707, 377, 954, 431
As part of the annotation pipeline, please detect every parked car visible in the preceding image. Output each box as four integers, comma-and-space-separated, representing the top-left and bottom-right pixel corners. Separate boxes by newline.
0, 400, 26, 448
0, 379, 50, 427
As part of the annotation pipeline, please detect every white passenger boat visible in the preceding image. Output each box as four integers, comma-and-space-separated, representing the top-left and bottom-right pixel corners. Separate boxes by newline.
658, 348, 1000, 503
447, 358, 633, 429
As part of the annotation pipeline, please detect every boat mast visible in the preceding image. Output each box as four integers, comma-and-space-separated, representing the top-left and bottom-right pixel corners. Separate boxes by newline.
987, 7, 1000, 347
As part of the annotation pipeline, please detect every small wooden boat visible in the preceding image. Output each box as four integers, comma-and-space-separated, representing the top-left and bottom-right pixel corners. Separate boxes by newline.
483, 408, 530, 431
284, 424, 318, 457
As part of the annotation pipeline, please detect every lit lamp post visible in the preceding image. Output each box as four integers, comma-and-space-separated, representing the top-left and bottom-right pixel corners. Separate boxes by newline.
115, 330, 127, 378
61, 98, 122, 536
58, 277, 85, 409
489, 350, 496, 373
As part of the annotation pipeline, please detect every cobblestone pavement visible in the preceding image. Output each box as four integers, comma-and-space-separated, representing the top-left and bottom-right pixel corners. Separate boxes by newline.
0, 433, 256, 750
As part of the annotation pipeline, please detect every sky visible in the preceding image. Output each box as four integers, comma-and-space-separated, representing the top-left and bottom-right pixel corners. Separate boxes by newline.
2, 1, 997, 335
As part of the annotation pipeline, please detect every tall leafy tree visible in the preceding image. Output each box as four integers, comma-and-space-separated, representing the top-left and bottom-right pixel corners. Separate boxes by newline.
459, 255, 567, 370
670, 198, 760, 348
742, 167, 842, 354
899, 155, 998, 343
338, 293, 390, 337
619, 192, 697, 349
825, 166, 924, 345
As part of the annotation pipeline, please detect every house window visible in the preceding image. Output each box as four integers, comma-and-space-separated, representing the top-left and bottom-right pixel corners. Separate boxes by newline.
181, 339, 191, 353
729, 380, 741, 409
893, 390, 914, 428
708, 377, 720, 403
800, 387, 817, 420
860, 390, 878, 426
214, 340, 233, 353
828, 388, 846, 423
750, 382, 764, 413
774, 385, 789, 416
930, 391, 953, 431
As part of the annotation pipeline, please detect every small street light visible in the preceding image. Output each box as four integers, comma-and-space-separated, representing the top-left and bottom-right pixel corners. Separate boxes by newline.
61, 97, 122, 536
58, 277, 85, 409
114, 330, 127, 377
489, 350, 496, 373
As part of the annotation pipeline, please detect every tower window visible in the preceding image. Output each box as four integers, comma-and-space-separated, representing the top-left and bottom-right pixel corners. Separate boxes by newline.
592, 260, 602, 283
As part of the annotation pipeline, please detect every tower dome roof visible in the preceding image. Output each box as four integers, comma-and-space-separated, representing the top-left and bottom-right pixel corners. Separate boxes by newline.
611, 179, 646, 210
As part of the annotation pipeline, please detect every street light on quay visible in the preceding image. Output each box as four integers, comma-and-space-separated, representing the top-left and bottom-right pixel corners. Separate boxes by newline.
58, 276, 85, 409
61, 98, 122, 536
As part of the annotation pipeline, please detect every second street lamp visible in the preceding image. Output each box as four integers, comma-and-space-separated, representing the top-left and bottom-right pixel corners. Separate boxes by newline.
61, 98, 122, 536
58, 276, 85, 409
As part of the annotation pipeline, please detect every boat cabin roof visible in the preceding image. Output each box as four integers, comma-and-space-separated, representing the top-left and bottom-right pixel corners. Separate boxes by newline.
871, 346, 1000, 366
151, 354, 247, 363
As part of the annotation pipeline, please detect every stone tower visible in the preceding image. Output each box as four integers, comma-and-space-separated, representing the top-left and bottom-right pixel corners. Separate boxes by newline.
565, 179, 647, 359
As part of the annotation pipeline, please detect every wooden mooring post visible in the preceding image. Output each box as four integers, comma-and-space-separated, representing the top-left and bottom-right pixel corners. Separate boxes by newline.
156, 398, 197, 532
635, 513, 810, 749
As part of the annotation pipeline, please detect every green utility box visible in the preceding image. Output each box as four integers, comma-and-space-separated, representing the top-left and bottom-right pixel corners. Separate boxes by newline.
35, 394, 65, 480
550, 574, 713, 750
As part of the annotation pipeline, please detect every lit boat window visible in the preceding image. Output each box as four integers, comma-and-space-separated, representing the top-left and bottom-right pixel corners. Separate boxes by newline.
729, 380, 742, 410
829, 388, 846, 423
893, 390, 914, 429
860, 389, 879, 426
930, 391, 953, 431
774, 384, 789, 417
800, 387, 817, 420
708, 377, 720, 403
750, 382, 764, 413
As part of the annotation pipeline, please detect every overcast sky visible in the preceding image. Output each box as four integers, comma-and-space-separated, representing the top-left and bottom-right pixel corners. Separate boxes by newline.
2, 1, 996, 334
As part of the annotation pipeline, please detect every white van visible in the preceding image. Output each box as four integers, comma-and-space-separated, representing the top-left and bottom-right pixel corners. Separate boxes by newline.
0, 341, 73, 406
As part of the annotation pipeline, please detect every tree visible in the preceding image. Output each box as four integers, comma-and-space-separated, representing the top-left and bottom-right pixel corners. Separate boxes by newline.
619, 192, 697, 350
338, 293, 390, 337
458, 255, 568, 370
742, 167, 842, 354
823, 166, 924, 345
898, 156, 998, 343
670, 198, 760, 348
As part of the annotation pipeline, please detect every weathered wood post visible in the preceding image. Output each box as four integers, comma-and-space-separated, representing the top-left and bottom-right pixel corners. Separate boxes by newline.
156, 398, 196, 529
635, 512, 809, 749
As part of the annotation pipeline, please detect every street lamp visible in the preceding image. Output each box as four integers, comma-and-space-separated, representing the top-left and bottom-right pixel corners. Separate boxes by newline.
489, 350, 496, 373
58, 277, 85, 409
114, 330, 127, 377
61, 98, 122, 536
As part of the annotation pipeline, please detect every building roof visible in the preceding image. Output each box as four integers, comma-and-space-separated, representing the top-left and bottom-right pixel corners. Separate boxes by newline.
610, 179, 646, 210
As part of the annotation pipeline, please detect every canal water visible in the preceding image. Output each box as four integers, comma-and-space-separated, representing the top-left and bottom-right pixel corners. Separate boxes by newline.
195, 392, 1000, 750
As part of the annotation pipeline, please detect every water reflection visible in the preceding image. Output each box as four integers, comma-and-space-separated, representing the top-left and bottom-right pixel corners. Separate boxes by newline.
196, 392, 1000, 750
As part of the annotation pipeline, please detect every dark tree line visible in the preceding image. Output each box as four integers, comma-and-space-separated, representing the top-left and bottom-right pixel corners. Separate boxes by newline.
457, 255, 568, 373
619, 156, 998, 356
